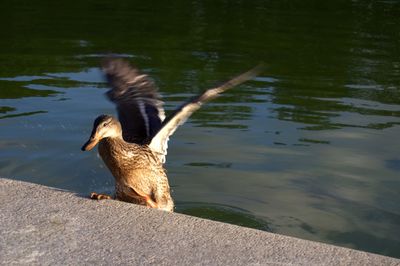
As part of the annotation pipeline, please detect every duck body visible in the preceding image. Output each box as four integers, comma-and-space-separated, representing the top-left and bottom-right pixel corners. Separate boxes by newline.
98, 136, 174, 212
81, 57, 261, 212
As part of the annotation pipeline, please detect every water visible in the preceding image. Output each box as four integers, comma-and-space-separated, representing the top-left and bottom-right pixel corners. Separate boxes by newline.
1, 0, 400, 258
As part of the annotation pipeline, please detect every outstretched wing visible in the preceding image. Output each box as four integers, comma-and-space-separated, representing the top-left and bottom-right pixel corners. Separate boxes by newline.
102, 58, 165, 144
149, 64, 263, 163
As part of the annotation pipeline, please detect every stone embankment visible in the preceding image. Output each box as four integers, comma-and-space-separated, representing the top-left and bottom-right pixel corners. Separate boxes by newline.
0, 178, 398, 265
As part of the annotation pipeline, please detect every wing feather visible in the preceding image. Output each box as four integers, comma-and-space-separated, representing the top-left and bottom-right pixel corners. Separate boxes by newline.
149, 64, 263, 163
102, 58, 165, 144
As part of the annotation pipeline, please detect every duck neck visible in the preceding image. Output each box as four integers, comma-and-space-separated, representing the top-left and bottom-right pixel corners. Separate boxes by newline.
101, 135, 124, 147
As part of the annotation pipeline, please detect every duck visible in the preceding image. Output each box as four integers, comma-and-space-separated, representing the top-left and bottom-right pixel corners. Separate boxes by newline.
81, 57, 262, 212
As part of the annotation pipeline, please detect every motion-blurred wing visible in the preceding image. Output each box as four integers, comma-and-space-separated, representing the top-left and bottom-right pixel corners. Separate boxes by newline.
102, 58, 165, 144
149, 64, 263, 163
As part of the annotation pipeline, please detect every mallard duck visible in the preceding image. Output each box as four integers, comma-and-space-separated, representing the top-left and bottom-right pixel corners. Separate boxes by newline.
81, 58, 262, 212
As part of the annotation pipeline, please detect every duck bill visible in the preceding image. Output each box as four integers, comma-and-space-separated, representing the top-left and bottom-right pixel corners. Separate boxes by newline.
81, 137, 100, 151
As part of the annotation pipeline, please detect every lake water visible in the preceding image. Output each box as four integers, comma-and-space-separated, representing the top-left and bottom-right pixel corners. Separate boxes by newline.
1, 0, 399, 258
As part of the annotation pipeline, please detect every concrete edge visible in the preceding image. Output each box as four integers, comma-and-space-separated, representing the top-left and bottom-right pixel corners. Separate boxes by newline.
0, 178, 399, 265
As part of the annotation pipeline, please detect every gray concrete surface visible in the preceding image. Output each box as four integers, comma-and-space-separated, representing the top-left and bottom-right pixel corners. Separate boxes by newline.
0, 178, 398, 266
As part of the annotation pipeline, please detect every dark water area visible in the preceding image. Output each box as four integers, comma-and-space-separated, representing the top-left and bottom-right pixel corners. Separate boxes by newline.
1, 0, 400, 258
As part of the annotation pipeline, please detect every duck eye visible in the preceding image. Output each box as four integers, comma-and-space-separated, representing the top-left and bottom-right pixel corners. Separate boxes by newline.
102, 122, 108, 127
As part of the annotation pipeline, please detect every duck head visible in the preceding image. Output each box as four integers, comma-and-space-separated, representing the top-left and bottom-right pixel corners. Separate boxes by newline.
81, 115, 122, 151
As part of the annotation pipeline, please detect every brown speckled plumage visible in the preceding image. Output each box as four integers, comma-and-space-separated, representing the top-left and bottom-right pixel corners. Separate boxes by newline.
98, 133, 173, 211
81, 57, 262, 212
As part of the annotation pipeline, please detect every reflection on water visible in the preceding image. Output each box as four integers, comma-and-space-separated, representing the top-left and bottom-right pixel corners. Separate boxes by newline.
1, 0, 400, 259
177, 202, 271, 232
0, 110, 47, 120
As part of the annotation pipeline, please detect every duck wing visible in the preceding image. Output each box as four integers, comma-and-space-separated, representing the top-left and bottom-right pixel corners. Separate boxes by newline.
149, 64, 263, 163
102, 58, 165, 144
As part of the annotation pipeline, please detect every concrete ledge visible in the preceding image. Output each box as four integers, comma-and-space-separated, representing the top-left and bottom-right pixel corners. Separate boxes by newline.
0, 178, 398, 265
